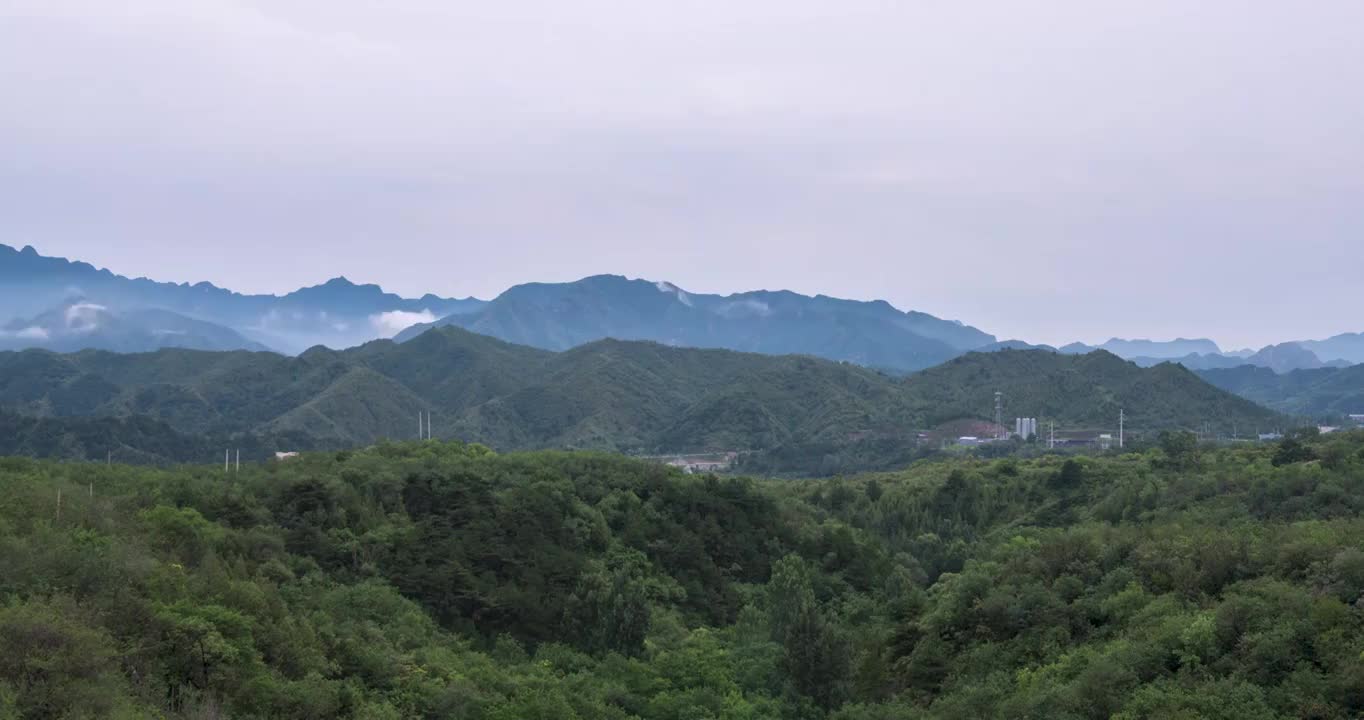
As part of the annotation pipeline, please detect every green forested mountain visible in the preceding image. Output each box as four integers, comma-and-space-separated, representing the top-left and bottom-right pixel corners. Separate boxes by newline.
1199, 364, 1364, 418
3, 431, 1363, 718
902, 349, 1282, 430
0, 412, 323, 465
0, 331, 1281, 472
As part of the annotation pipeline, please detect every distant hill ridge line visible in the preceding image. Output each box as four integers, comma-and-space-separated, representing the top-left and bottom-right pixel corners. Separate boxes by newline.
0, 243, 487, 354
393, 273, 999, 373
0, 242, 480, 304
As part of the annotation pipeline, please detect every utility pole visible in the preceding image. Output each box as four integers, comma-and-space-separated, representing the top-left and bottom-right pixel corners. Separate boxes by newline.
994, 391, 1003, 439
1119, 408, 1125, 449
1049, 421, 1055, 450
235, 449, 240, 472
225, 449, 229, 472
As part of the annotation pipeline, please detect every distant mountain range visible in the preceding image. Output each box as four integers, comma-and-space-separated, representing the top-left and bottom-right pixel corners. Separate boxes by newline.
1111, 344, 1350, 374
395, 274, 996, 372
1, 300, 269, 353
1060, 337, 1224, 359
1297, 333, 1364, 366
3, 243, 1361, 379
0, 330, 1280, 472
1060, 338, 1356, 374
0, 243, 484, 353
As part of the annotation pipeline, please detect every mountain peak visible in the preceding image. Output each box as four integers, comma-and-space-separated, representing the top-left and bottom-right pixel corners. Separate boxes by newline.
1, 243, 47, 261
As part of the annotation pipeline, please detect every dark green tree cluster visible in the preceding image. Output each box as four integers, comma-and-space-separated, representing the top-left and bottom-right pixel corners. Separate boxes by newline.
1, 430, 1363, 718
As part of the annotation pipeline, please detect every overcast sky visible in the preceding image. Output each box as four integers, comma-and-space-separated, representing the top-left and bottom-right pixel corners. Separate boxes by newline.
3, 1, 1361, 349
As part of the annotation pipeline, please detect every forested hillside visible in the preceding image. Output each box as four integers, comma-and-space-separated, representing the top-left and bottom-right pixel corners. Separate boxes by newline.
902, 349, 1282, 430
0, 412, 323, 465
0, 331, 1283, 473
1200, 364, 1364, 418
3, 431, 1363, 718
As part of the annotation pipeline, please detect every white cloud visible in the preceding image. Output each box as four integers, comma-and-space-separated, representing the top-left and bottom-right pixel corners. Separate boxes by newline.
63, 302, 106, 332
1, 326, 51, 340
714, 299, 771, 319
655, 280, 693, 307
369, 309, 435, 337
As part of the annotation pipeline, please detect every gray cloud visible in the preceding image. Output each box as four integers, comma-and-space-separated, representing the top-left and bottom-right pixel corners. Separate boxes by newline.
2, 0, 1361, 348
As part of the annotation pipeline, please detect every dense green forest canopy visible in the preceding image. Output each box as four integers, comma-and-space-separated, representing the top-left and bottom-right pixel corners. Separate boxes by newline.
3, 430, 1363, 718
0, 331, 1281, 474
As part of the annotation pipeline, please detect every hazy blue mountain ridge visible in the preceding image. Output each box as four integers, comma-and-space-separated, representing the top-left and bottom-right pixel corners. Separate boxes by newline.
0, 301, 269, 353
0, 243, 485, 353
1296, 332, 1364, 365
396, 274, 997, 372
7, 244, 1362, 377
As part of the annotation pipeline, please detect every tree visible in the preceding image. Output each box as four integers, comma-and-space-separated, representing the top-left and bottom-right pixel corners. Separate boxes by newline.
564, 548, 654, 656
767, 555, 816, 642
1050, 459, 1085, 490
783, 602, 850, 709
1157, 430, 1199, 469
864, 479, 883, 503
1272, 437, 1315, 466
0, 598, 136, 718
